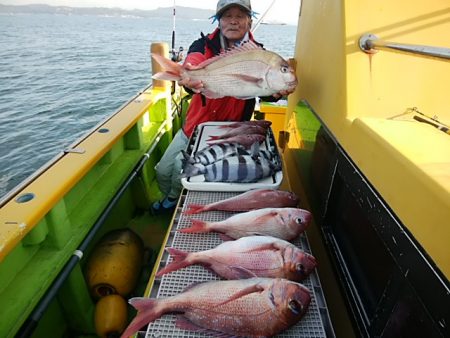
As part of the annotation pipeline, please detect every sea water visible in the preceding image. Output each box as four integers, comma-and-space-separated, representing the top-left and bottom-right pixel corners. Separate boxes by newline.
0, 13, 297, 199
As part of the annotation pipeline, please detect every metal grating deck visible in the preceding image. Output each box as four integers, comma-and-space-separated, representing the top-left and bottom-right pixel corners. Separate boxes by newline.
145, 191, 334, 338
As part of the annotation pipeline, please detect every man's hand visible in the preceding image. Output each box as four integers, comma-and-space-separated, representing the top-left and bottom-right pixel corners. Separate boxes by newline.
272, 88, 295, 99
178, 62, 203, 93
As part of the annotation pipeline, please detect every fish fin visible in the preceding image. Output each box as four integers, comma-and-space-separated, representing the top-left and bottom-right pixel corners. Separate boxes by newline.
216, 283, 265, 307
235, 96, 259, 100
229, 265, 258, 279
151, 54, 183, 80
201, 89, 225, 99
183, 203, 207, 215
155, 248, 190, 277
181, 161, 205, 178
254, 211, 281, 226
219, 233, 235, 241
175, 316, 206, 332
152, 71, 182, 81
244, 241, 281, 253
231, 73, 264, 86
178, 218, 209, 233
176, 317, 237, 338
196, 40, 263, 68
121, 297, 161, 338
181, 150, 195, 166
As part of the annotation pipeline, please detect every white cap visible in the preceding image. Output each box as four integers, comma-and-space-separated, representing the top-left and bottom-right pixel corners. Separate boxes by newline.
216, 0, 252, 17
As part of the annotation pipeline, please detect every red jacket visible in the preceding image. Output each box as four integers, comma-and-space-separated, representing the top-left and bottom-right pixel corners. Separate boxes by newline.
182, 28, 257, 137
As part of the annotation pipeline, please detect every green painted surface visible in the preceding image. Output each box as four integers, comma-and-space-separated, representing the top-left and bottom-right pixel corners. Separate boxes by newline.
0, 94, 177, 338
291, 100, 322, 209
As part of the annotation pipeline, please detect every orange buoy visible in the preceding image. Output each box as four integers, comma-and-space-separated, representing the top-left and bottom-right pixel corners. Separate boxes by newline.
85, 229, 144, 299
94, 294, 128, 338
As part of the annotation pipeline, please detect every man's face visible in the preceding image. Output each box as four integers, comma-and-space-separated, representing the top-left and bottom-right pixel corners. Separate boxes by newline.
219, 6, 251, 42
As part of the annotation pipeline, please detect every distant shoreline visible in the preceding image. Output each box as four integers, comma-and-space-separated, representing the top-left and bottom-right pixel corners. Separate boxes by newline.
0, 3, 294, 25
0, 4, 214, 20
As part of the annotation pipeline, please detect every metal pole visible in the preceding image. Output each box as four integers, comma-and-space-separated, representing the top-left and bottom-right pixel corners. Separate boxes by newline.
359, 33, 450, 62
171, 0, 176, 61
251, 0, 277, 33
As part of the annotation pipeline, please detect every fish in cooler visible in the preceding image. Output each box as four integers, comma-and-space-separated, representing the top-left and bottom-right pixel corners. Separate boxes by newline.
206, 133, 266, 148
156, 235, 317, 281
182, 153, 280, 183
207, 124, 267, 141
179, 207, 312, 241
182, 142, 247, 166
151, 41, 297, 99
184, 188, 299, 214
219, 119, 272, 129
120, 277, 311, 338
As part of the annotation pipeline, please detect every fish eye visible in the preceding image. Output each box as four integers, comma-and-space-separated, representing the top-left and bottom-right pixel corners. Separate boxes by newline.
296, 263, 305, 273
296, 217, 304, 224
288, 299, 303, 315
280, 66, 289, 73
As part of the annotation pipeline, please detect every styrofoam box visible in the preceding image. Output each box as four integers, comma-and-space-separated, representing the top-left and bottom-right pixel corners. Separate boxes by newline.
181, 121, 283, 192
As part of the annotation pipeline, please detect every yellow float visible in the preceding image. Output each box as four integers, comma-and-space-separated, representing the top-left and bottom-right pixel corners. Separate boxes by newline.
94, 294, 128, 338
85, 229, 144, 299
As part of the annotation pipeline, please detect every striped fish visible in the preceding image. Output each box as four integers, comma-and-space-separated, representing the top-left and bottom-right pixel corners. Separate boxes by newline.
256, 149, 276, 161
182, 155, 281, 183
246, 141, 277, 162
182, 143, 247, 166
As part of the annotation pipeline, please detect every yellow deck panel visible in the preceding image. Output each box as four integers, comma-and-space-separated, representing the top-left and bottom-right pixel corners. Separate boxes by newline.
290, 0, 450, 278
350, 117, 450, 278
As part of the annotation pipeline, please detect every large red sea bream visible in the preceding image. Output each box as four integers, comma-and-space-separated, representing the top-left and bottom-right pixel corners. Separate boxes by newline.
184, 188, 299, 214
179, 207, 312, 241
120, 278, 311, 338
156, 235, 317, 281
151, 41, 297, 99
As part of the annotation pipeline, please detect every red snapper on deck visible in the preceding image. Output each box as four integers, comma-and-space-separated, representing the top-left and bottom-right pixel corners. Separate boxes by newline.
183, 188, 299, 214
179, 207, 312, 241
156, 235, 317, 282
120, 278, 311, 338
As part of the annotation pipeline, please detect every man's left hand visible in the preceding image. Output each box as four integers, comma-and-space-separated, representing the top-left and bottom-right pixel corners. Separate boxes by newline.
272, 88, 295, 99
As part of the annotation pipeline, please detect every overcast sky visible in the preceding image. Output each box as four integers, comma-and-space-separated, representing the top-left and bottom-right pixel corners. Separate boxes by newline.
1, 0, 301, 24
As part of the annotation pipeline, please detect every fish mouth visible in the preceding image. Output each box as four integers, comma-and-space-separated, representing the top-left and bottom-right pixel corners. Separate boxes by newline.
287, 80, 298, 87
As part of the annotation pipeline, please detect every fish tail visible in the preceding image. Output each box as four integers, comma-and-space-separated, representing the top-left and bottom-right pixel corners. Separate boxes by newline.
156, 248, 191, 276
181, 150, 195, 165
151, 54, 183, 81
183, 203, 207, 215
181, 160, 205, 178
249, 142, 261, 158
178, 219, 209, 233
121, 297, 161, 338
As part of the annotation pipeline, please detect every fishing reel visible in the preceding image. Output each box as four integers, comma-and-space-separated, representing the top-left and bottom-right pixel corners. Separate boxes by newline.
171, 46, 184, 62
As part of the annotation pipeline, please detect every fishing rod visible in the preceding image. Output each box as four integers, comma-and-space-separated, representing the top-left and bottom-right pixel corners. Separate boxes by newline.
170, 0, 183, 62
251, 0, 277, 33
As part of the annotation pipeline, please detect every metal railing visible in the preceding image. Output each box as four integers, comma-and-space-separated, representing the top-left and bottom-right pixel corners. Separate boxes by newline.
359, 33, 450, 62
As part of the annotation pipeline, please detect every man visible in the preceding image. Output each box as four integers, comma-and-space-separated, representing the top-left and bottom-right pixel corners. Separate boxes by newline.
152, 0, 295, 213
